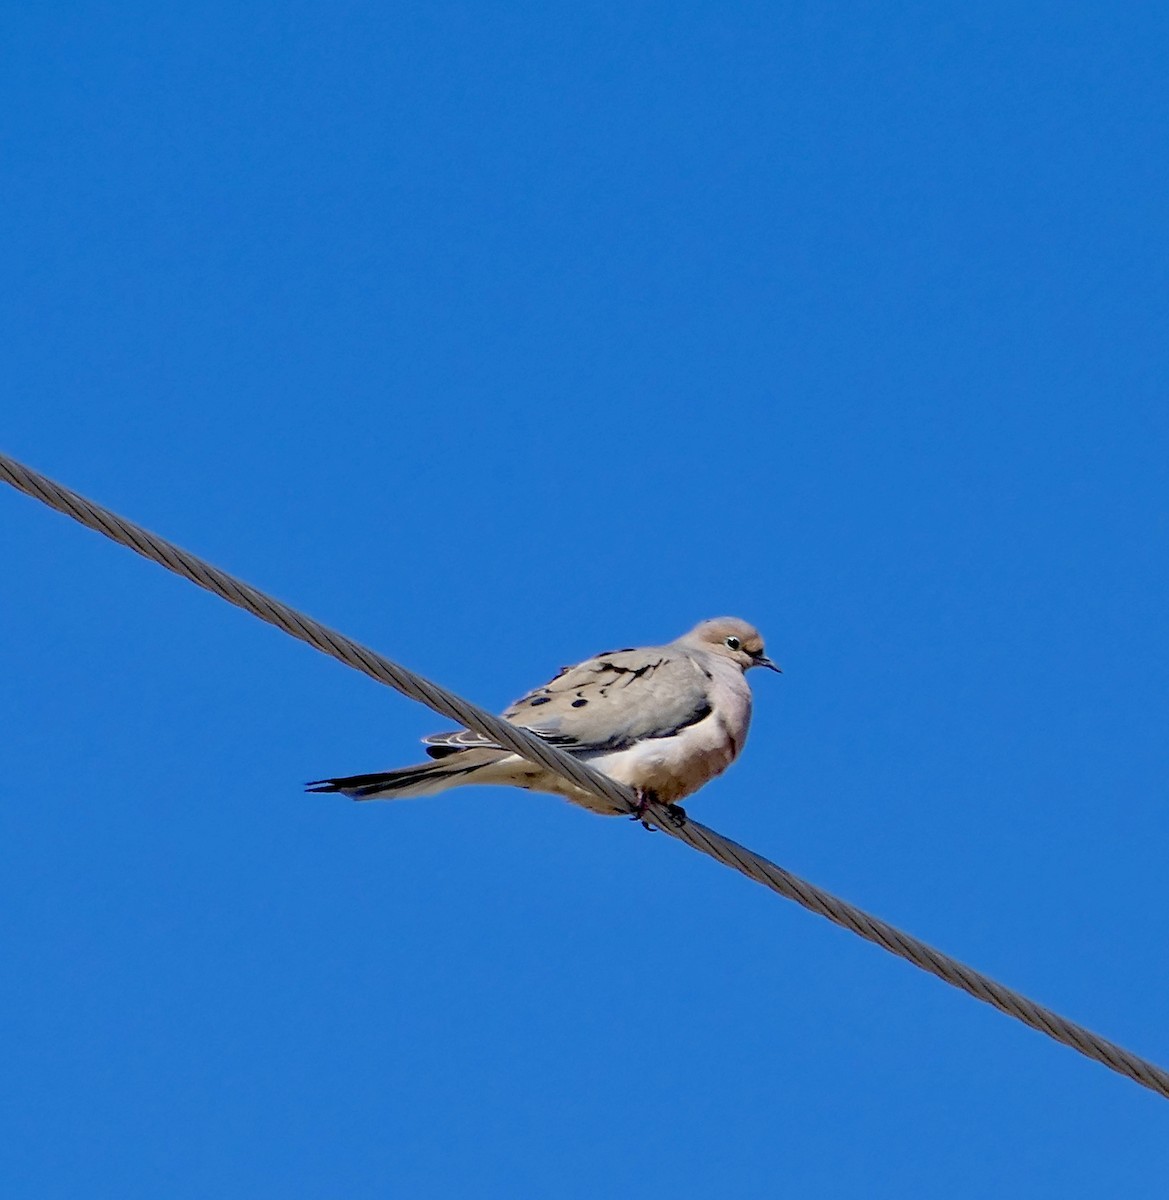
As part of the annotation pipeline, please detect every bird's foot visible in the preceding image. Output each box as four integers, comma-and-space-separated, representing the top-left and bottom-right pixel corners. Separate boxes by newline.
631, 788, 658, 831
629, 791, 687, 831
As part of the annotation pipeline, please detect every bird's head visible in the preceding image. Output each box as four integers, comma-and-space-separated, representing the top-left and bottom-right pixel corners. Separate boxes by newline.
682, 617, 781, 673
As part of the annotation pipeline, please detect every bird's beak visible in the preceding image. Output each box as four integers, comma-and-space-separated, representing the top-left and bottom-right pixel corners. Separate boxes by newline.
754, 654, 782, 673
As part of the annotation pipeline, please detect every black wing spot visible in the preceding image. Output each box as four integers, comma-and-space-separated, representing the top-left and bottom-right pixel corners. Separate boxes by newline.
571, 698, 588, 707
619, 658, 665, 686
529, 696, 552, 706
535, 732, 579, 747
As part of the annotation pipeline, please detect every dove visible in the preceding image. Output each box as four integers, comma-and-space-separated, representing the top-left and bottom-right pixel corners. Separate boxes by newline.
307, 617, 780, 820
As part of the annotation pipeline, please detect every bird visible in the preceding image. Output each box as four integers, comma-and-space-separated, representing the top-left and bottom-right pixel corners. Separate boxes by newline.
307, 617, 780, 821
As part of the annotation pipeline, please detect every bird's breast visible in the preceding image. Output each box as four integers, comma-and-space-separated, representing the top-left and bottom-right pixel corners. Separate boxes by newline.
591, 667, 753, 804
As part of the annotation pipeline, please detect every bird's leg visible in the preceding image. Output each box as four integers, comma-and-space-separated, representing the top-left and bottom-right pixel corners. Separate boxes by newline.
629, 790, 687, 831
631, 788, 659, 831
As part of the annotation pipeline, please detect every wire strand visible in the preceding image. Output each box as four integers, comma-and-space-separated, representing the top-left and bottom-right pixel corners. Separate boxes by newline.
3, 448, 1166, 1101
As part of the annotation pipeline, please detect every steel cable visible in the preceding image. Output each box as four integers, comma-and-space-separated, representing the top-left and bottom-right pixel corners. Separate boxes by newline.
3, 449, 1166, 1101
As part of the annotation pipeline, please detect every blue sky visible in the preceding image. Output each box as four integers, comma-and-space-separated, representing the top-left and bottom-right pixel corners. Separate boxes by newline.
3, 2, 1168, 1196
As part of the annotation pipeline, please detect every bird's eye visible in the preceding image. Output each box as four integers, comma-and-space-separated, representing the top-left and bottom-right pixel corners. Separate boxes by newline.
726, 636, 741, 650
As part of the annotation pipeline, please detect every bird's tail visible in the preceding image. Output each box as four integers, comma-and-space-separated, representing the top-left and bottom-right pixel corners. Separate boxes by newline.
306, 751, 503, 801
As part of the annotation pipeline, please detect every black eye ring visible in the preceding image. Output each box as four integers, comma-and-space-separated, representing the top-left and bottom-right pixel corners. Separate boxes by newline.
726, 636, 741, 650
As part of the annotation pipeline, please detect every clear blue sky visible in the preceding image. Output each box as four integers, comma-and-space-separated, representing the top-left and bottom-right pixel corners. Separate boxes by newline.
3, 3, 1168, 1196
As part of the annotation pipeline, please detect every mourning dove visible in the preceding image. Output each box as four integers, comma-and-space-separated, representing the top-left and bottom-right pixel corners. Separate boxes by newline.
308, 617, 780, 819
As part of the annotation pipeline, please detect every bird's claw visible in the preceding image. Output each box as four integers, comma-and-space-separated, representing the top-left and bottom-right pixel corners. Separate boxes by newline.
629, 791, 687, 831
630, 788, 657, 831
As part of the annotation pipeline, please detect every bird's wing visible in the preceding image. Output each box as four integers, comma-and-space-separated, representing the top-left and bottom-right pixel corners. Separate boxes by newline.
422, 645, 715, 758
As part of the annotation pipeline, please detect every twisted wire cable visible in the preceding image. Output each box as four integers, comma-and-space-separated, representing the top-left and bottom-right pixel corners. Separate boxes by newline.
3, 449, 1166, 1101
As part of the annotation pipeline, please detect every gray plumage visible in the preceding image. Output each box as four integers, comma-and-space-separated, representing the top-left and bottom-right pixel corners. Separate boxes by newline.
308, 617, 780, 815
